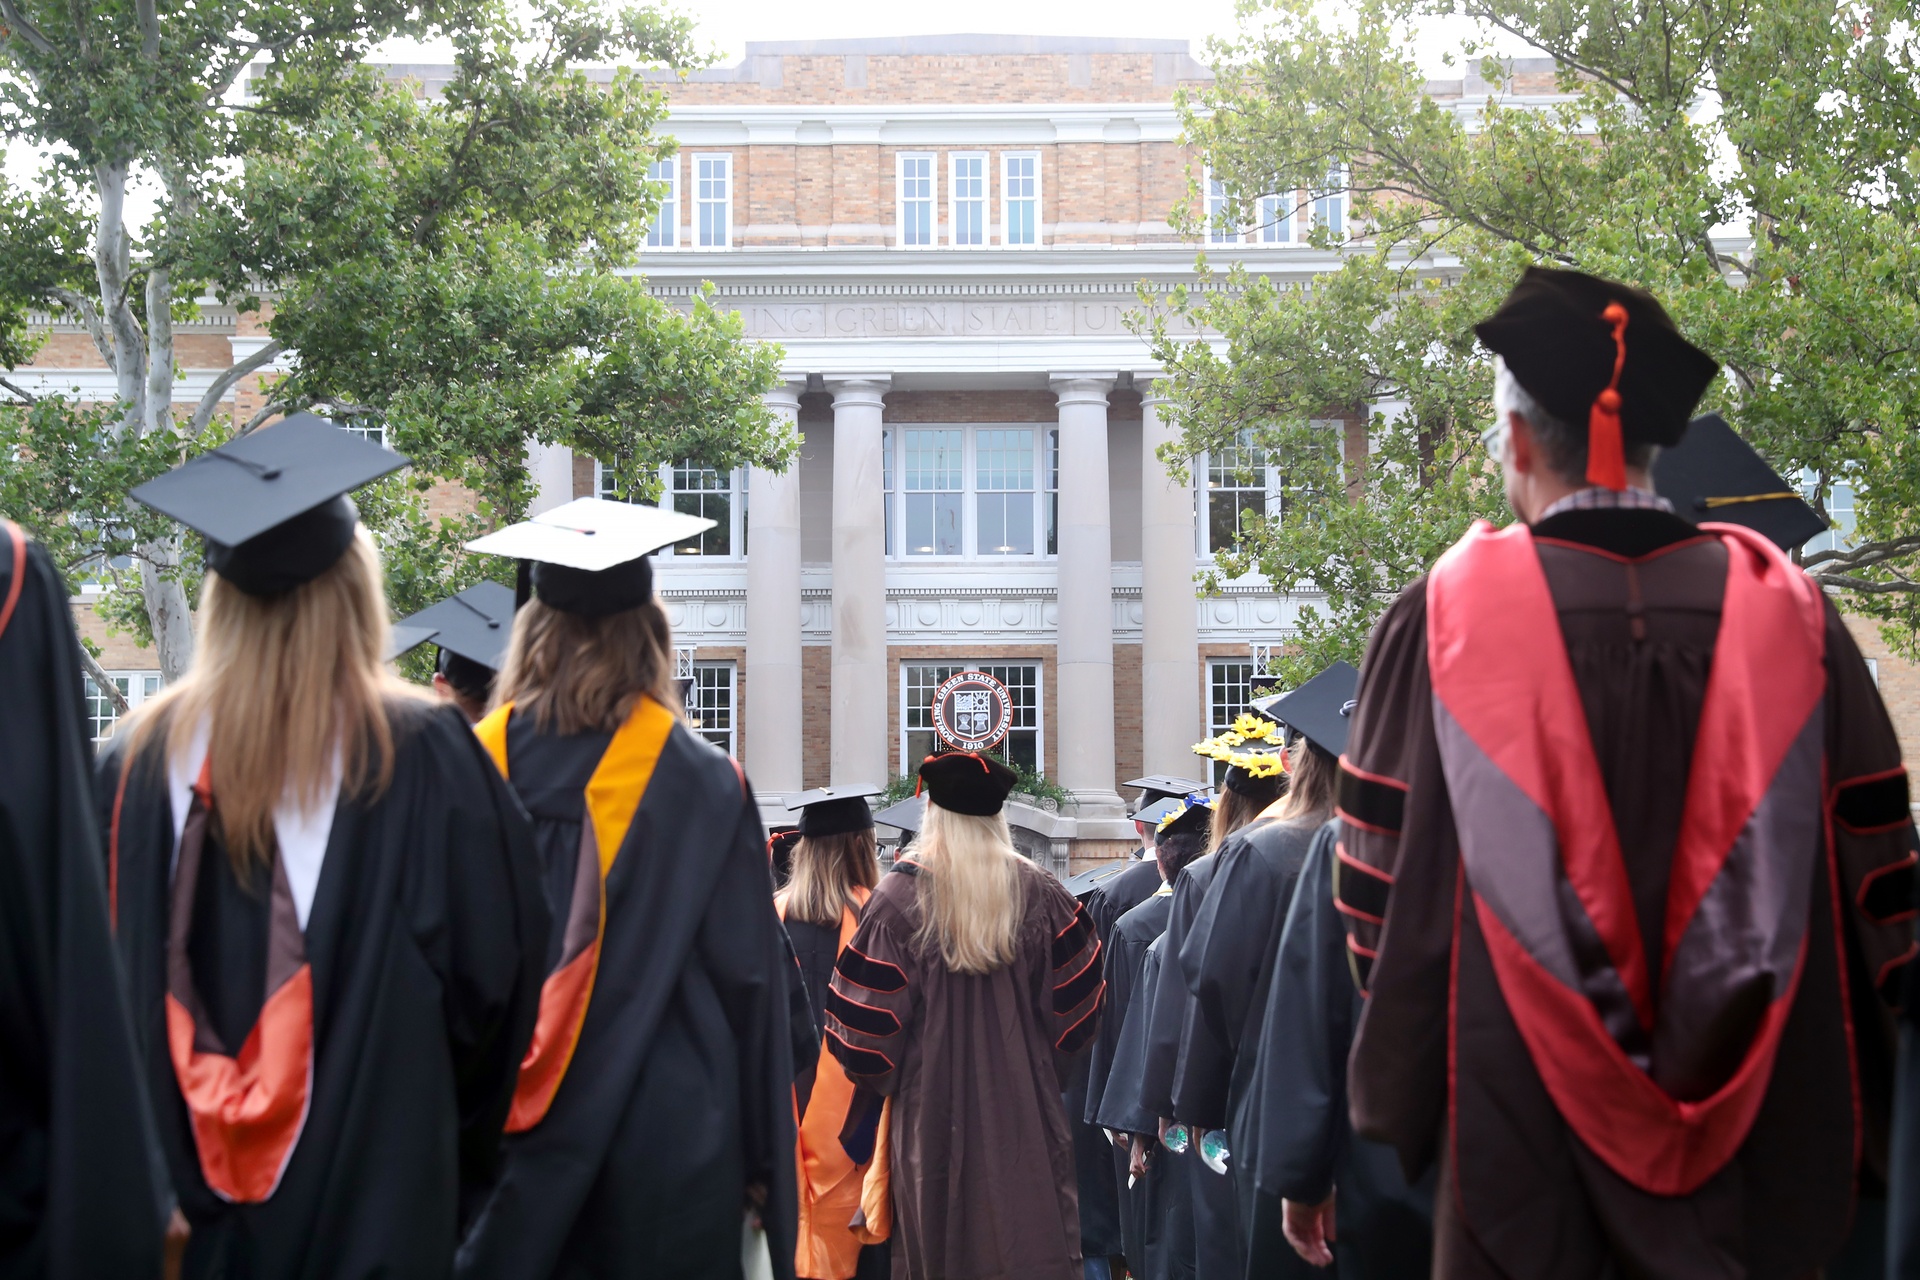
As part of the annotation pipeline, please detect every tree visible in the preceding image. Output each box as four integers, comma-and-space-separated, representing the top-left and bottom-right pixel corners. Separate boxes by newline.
1144, 0, 1920, 684
0, 0, 792, 682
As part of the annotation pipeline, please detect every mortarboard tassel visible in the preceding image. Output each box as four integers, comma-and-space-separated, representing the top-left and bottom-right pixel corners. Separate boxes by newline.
1587, 301, 1630, 491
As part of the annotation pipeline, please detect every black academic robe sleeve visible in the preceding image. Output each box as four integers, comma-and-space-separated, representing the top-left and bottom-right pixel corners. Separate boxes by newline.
0, 533, 167, 1278
403, 710, 551, 1220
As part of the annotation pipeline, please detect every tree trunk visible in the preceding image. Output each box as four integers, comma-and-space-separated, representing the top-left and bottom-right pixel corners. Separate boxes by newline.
139, 540, 195, 682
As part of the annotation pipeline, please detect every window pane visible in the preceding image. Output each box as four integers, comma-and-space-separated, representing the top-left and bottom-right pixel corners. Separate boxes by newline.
645, 157, 676, 247
1207, 661, 1258, 785
1004, 154, 1037, 246
687, 662, 735, 755
901, 155, 934, 247
952, 156, 985, 246
883, 429, 894, 557
695, 155, 729, 247
904, 494, 962, 555
1312, 164, 1345, 236
1207, 175, 1238, 243
1258, 194, 1292, 244
1206, 430, 1269, 554
903, 662, 1042, 776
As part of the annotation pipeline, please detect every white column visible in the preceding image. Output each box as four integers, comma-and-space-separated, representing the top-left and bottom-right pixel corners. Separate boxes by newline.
526, 440, 575, 514
1139, 382, 1203, 778
746, 382, 805, 795
1051, 374, 1126, 820
828, 377, 891, 787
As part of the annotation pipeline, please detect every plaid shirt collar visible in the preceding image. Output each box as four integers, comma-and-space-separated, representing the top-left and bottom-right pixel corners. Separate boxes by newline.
1536, 486, 1674, 523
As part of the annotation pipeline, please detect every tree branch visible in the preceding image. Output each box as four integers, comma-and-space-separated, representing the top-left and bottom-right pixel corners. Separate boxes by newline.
51, 287, 116, 369
134, 0, 158, 61
0, 375, 38, 403
240, 398, 293, 433
78, 644, 131, 715
1801, 535, 1920, 572
190, 340, 283, 434
0, 0, 57, 54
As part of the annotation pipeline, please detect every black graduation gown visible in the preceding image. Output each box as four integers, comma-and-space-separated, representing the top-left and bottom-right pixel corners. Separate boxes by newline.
1252, 821, 1433, 1279
103, 700, 548, 1279
1885, 828, 1920, 1279
1089, 891, 1197, 1280
0, 528, 166, 1278
1074, 849, 1158, 1262
1139, 849, 1245, 1280
457, 710, 799, 1280
1178, 816, 1322, 1277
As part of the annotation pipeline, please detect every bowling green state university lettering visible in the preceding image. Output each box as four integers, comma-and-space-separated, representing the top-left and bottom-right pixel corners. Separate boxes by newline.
738, 301, 1136, 340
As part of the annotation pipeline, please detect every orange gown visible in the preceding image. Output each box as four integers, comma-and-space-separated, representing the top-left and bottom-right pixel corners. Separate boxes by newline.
776, 888, 890, 1280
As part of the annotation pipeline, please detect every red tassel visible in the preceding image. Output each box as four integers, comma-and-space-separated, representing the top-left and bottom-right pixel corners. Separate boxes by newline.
1587, 302, 1630, 491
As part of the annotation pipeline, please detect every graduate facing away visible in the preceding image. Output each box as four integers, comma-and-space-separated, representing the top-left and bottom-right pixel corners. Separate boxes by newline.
103, 418, 550, 1278
454, 497, 801, 1280
1338, 267, 1917, 1278
824, 751, 1106, 1280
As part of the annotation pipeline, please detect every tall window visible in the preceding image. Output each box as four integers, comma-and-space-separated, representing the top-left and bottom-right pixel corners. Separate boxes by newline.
668, 462, 736, 556
1801, 472, 1858, 554
83, 671, 161, 744
1207, 660, 1258, 786
645, 156, 678, 248
693, 153, 732, 249
901, 429, 964, 555
883, 426, 1056, 558
1002, 153, 1039, 247
902, 662, 1042, 775
685, 661, 736, 755
975, 428, 1037, 555
1312, 163, 1347, 237
898, 153, 935, 247
1203, 430, 1272, 555
1257, 192, 1294, 244
1044, 428, 1060, 556
596, 459, 746, 557
1205, 172, 1241, 244
950, 153, 987, 247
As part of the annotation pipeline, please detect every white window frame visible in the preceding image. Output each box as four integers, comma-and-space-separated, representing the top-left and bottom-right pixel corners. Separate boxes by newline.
692, 152, 733, 250
593, 458, 748, 560
686, 660, 737, 756
1256, 192, 1295, 245
645, 154, 679, 249
84, 670, 162, 744
898, 661, 1045, 778
948, 152, 989, 248
1311, 163, 1348, 237
1204, 168, 1245, 244
896, 152, 937, 249
1000, 151, 1041, 247
883, 424, 1055, 561
1197, 431, 1277, 558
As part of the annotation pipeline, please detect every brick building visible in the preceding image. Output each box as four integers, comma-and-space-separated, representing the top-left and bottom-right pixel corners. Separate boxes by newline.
16, 35, 1918, 861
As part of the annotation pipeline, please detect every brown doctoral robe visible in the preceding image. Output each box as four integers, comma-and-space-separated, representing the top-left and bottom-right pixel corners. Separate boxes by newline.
824, 856, 1104, 1280
1337, 506, 1917, 1280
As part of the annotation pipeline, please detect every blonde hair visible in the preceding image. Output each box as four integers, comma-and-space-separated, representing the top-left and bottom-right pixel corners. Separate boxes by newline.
784, 829, 880, 929
1279, 737, 1338, 823
1210, 782, 1280, 849
129, 530, 425, 875
490, 596, 681, 734
905, 801, 1026, 975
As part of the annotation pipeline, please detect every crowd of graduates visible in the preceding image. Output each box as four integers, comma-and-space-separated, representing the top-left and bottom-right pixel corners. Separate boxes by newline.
5, 265, 1920, 1280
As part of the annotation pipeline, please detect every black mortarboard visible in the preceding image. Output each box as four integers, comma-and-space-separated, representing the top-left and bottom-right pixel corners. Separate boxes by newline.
1251, 661, 1360, 758
1652, 413, 1827, 551
1475, 267, 1720, 487
1061, 861, 1131, 900
392, 581, 517, 670
1132, 797, 1187, 829
1156, 797, 1214, 841
873, 795, 925, 836
129, 413, 408, 597
466, 498, 714, 618
1124, 774, 1209, 815
386, 622, 439, 662
786, 785, 882, 838
918, 752, 1018, 817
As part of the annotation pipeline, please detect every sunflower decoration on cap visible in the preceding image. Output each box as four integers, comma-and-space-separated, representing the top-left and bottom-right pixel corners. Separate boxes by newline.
1155, 792, 1215, 840
1191, 714, 1289, 780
